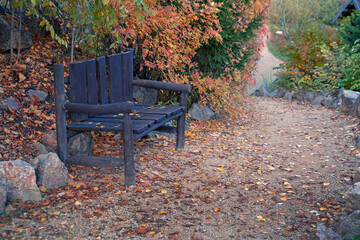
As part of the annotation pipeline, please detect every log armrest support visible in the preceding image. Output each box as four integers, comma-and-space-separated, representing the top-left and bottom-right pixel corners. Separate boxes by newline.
132, 79, 191, 93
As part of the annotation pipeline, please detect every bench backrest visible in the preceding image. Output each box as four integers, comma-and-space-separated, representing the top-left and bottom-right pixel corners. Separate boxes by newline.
68, 50, 133, 122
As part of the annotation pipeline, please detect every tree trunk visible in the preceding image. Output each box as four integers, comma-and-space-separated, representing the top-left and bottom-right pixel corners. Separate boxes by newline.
10, 0, 14, 63
17, 5, 22, 61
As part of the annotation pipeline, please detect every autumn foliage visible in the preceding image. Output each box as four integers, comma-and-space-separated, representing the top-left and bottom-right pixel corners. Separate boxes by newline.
110, 0, 269, 116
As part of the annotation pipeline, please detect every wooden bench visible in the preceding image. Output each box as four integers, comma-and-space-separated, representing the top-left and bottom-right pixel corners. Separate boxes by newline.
54, 49, 191, 185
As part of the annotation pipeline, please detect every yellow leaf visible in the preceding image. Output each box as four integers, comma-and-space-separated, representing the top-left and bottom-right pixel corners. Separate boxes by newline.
257, 216, 266, 222
75, 201, 81, 206
214, 207, 220, 212
39, 186, 47, 192
40, 218, 46, 222
280, 197, 287, 201
279, 193, 286, 196
150, 231, 156, 235
115, 192, 121, 195
257, 169, 261, 175
161, 190, 167, 194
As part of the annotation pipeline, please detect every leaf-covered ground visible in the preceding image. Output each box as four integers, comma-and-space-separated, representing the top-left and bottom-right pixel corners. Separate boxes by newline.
0, 41, 358, 239
1, 96, 358, 239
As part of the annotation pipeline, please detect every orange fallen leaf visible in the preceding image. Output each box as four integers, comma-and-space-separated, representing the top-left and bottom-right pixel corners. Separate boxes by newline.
257, 216, 266, 222
74, 201, 82, 206
214, 207, 220, 212
136, 227, 147, 234
40, 218, 46, 222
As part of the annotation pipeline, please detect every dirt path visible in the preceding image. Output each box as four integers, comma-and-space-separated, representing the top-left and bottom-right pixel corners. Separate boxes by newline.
1, 97, 358, 239
248, 38, 282, 94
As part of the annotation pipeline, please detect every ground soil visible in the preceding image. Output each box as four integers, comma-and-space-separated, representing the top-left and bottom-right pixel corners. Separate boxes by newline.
1, 97, 358, 239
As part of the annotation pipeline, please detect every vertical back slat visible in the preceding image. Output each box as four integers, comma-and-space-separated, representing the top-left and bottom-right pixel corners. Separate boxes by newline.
96, 56, 108, 104
69, 61, 87, 121
107, 54, 123, 103
122, 51, 133, 101
86, 59, 98, 104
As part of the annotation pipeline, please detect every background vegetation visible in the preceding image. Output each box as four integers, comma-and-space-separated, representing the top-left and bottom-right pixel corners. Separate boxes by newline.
267, 0, 360, 91
1, 0, 270, 116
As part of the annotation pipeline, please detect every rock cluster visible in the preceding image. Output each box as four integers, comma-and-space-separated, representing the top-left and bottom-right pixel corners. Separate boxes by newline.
252, 85, 360, 116
0, 154, 68, 213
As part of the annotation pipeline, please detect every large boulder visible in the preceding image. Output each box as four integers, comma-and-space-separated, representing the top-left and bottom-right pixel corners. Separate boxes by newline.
350, 95, 360, 117
269, 88, 287, 98
311, 91, 330, 105
0, 16, 33, 52
30, 153, 68, 189
68, 133, 94, 156
133, 85, 157, 105
341, 90, 360, 113
335, 210, 360, 239
252, 84, 273, 97
189, 103, 215, 121
316, 224, 342, 240
321, 88, 343, 109
0, 160, 42, 201
345, 182, 360, 213
283, 91, 292, 100
291, 90, 306, 102
303, 92, 317, 103
0, 186, 6, 213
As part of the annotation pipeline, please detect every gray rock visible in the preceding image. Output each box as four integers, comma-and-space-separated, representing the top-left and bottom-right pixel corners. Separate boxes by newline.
321, 88, 343, 109
345, 182, 360, 213
189, 103, 215, 121
30, 153, 68, 189
283, 91, 292, 100
0, 160, 42, 201
114, 134, 122, 140
0, 97, 19, 110
311, 91, 330, 105
68, 133, 94, 156
42, 131, 57, 152
0, 186, 6, 213
291, 91, 306, 102
27, 90, 48, 102
34, 142, 53, 155
321, 96, 335, 108
304, 92, 317, 103
350, 95, 360, 117
133, 85, 157, 105
354, 167, 360, 183
0, 15, 33, 52
269, 88, 287, 98
253, 84, 273, 97
341, 90, 360, 113
0, 16, 10, 48
335, 210, 360, 239
316, 223, 342, 240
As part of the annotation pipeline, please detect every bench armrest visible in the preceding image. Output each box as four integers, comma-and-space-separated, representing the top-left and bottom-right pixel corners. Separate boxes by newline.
65, 102, 134, 114
132, 79, 191, 93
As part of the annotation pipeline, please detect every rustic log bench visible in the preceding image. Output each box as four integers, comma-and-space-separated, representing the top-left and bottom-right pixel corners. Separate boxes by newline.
54, 49, 191, 185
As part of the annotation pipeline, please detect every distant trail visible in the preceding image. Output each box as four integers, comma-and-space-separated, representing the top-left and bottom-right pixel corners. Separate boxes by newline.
248, 37, 282, 94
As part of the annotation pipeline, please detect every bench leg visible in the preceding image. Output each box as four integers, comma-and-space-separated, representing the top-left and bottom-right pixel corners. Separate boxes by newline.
54, 64, 68, 167
176, 113, 186, 149
123, 113, 136, 185
176, 92, 188, 149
